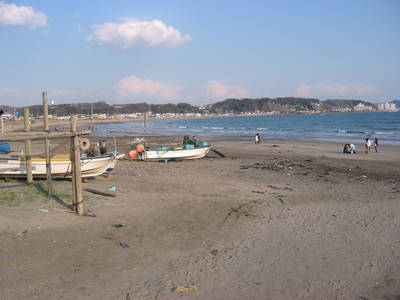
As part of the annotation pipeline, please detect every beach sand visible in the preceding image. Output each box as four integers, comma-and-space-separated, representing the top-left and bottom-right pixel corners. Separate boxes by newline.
0, 138, 399, 299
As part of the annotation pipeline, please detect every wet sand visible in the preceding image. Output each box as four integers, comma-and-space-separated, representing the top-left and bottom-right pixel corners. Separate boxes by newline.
0, 138, 399, 299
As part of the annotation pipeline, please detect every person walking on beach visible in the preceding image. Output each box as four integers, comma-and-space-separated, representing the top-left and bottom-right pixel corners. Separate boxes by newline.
374, 138, 378, 153
255, 133, 261, 144
365, 138, 372, 153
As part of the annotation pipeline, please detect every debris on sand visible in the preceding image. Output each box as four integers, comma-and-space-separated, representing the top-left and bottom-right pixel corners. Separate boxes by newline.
84, 188, 116, 198
210, 249, 218, 256
84, 210, 97, 217
120, 242, 130, 248
16, 230, 27, 237
171, 285, 198, 294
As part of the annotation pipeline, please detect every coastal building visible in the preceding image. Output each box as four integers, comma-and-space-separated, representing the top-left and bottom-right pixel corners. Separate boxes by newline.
377, 103, 397, 111
330, 107, 352, 112
353, 103, 375, 112
112, 114, 125, 119
92, 113, 107, 119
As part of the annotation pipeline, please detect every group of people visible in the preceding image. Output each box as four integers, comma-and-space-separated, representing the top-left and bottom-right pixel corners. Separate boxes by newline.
365, 137, 378, 153
85, 139, 107, 157
343, 143, 356, 154
343, 137, 378, 154
183, 135, 197, 145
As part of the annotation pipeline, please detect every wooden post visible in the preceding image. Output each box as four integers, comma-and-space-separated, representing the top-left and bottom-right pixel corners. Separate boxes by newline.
113, 136, 117, 152
70, 115, 84, 216
23, 108, 33, 184
43, 91, 52, 196
70, 117, 77, 211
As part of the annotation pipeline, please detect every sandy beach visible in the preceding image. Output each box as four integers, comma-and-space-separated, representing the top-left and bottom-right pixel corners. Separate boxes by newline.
0, 137, 399, 300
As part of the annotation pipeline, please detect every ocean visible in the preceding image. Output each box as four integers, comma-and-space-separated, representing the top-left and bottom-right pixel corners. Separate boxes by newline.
95, 112, 400, 145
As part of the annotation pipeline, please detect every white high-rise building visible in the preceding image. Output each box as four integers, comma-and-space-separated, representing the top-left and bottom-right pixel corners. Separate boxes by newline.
377, 103, 397, 111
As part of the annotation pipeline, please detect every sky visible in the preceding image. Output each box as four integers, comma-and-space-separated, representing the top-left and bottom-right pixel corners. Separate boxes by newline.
0, 0, 399, 106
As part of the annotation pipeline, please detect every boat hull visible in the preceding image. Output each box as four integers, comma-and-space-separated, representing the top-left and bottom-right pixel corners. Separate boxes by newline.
142, 146, 211, 161
0, 153, 124, 178
104, 153, 125, 173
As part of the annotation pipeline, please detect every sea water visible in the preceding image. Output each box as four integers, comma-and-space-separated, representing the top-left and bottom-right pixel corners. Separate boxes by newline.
96, 112, 400, 145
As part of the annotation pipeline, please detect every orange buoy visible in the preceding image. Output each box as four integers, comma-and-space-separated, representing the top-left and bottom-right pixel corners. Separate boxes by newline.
136, 143, 145, 153
129, 150, 138, 159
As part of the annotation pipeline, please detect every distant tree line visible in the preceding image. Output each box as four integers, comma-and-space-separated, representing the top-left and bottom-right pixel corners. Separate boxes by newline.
210, 97, 375, 113
14, 102, 201, 117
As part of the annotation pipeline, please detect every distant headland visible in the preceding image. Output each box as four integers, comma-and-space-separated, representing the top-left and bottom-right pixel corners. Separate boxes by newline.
0, 97, 399, 121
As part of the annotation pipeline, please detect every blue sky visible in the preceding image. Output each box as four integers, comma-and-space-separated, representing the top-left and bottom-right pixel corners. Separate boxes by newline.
0, 0, 399, 106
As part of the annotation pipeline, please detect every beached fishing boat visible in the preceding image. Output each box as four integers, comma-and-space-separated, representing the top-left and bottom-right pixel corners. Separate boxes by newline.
132, 142, 211, 161
0, 152, 124, 178
103, 153, 125, 174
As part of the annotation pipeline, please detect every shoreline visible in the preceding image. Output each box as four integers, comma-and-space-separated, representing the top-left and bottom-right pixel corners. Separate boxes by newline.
2, 111, 399, 146
91, 129, 400, 146
92, 112, 400, 146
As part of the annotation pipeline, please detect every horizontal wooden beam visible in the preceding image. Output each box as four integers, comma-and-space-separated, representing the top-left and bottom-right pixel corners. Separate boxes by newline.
0, 130, 91, 141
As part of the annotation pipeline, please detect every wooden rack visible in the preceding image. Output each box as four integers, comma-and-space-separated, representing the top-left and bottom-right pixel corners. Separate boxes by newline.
0, 93, 90, 216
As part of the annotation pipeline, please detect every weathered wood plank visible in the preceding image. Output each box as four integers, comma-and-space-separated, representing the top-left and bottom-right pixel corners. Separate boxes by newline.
84, 188, 116, 197
0, 130, 90, 141
43, 91, 52, 196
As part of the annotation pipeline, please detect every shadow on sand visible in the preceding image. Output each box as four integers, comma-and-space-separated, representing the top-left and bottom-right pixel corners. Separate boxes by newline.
33, 182, 73, 210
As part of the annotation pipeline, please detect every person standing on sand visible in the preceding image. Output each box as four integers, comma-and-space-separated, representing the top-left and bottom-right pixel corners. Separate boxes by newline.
374, 138, 378, 153
365, 138, 372, 153
350, 143, 356, 154
255, 133, 261, 144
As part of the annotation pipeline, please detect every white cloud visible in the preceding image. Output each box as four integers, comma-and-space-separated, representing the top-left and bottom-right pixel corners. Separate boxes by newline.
0, 1, 47, 28
317, 83, 377, 97
206, 81, 250, 99
115, 75, 184, 102
352, 85, 377, 96
295, 83, 377, 98
87, 18, 192, 50
295, 83, 312, 97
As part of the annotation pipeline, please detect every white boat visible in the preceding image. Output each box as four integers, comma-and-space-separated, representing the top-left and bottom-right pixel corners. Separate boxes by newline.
0, 152, 124, 178
81, 152, 125, 177
103, 153, 125, 174
139, 142, 211, 161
